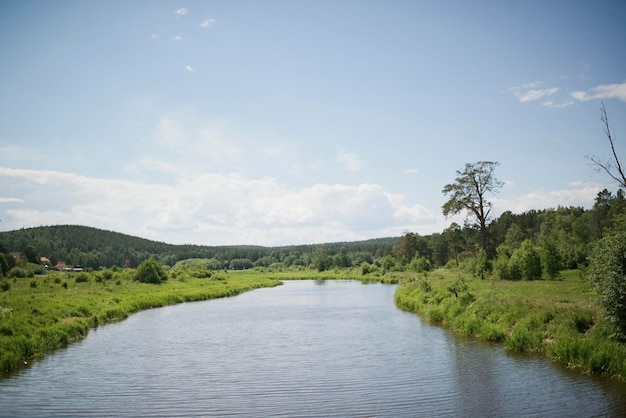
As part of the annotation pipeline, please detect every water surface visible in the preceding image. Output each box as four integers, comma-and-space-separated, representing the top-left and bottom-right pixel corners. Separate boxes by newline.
1, 280, 625, 417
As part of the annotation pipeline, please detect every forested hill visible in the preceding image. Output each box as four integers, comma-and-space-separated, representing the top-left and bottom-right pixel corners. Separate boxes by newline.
0, 225, 397, 269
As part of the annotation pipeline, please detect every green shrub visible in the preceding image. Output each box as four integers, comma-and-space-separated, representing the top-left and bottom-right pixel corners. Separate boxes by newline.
135, 258, 167, 284
0, 281, 10, 292
75, 273, 89, 283
587, 220, 626, 339
8, 267, 32, 278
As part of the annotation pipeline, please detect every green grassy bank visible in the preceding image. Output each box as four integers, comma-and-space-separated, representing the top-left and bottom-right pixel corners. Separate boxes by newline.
395, 269, 626, 380
0, 269, 281, 376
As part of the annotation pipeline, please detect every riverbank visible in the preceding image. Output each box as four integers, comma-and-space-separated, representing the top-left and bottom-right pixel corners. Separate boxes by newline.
394, 269, 626, 381
0, 269, 282, 376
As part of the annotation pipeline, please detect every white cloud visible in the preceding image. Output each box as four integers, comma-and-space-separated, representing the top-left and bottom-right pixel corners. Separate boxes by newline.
200, 18, 216, 28
0, 167, 435, 246
571, 82, 626, 102
493, 182, 601, 215
151, 33, 159, 39
405, 168, 419, 174
337, 151, 363, 172
542, 100, 575, 109
518, 87, 558, 103
171, 35, 182, 41
175, 8, 188, 15
185, 65, 194, 72
152, 113, 241, 167
508, 82, 559, 103
0, 197, 24, 203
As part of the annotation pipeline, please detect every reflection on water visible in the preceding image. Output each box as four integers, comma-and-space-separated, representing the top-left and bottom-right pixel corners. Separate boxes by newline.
1, 280, 625, 417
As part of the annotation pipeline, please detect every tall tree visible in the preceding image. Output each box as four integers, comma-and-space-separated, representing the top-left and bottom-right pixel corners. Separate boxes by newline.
442, 161, 503, 252
587, 102, 626, 189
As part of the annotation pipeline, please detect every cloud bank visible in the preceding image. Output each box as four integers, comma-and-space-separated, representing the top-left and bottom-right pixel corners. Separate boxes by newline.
571, 82, 626, 102
0, 167, 435, 246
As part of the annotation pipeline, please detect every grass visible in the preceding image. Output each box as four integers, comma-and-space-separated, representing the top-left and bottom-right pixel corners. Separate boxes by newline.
395, 269, 626, 381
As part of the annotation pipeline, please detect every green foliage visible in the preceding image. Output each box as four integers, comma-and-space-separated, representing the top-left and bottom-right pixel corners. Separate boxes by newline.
8, 267, 32, 278
135, 258, 167, 284
228, 258, 253, 270
442, 161, 503, 250
361, 262, 372, 275
447, 275, 468, 297
408, 255, 432, 272
395, 268, 626, 380
587, 217, 626, 339
514, 240, 542, 280
541, 239, 562, 279
0, 254, 9, 276
472, 249, 491, 279
75, 273, 89, 283
312, 245, 329, 272
381, 255, 396, 272
493, 251, 510, 281
170, 259, 215, 280
0, 225, 395, 272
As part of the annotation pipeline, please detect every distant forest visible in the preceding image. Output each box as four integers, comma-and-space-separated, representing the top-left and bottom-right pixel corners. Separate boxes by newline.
1, 187, 624, 275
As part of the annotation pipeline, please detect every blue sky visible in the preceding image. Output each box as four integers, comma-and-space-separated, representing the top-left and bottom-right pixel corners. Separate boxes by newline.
1, 0, 625, 246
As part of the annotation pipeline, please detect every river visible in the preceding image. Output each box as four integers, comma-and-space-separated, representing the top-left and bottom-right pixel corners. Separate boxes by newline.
1, 280, 625, 417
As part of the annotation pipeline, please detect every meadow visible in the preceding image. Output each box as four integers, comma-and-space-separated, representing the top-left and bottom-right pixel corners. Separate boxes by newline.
395, 269, 626, 380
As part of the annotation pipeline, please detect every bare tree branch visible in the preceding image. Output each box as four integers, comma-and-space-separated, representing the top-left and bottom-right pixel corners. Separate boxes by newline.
588, 102, 626, 189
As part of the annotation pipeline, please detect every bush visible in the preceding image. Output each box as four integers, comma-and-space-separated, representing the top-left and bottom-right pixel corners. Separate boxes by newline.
8, 267, 32, 278
472, 250, 491, 279
541, 239, 562, 279
135, 257, 167, 284
75, 273, 89, 283
409, 256, 432, 272
514, 240, 543, 280
0, 281, 10, 292
587, 221, 626, 339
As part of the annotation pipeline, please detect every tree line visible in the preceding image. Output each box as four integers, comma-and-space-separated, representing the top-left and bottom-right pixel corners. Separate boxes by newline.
0, 225, 396, 274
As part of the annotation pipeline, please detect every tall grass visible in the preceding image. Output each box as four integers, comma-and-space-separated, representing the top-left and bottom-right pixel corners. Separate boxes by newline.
395, 269, 626, 381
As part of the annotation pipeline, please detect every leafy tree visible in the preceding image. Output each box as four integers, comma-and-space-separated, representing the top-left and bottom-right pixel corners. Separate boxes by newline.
587, 215, 626, 339
428, 233, 449, 268
448, 275, 468, 298
381, 255, 396, 272
312, 245, 329, 272
541, 239, 562, 279
135, 257, 167, 284
510, 240, 542, 280
442, 161, 503, 252
472, 249, 491, 279
442, 223, 464, 266
393, 233, 415, 262
504, 223, 524, 250
229, 258, 253, 270
0, 254, 9, 277
23, 245, 39, 264
408, 255, 431, 272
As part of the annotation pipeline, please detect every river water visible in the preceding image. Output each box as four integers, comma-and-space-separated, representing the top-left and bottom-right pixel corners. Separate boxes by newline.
1, 280, 625, 417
